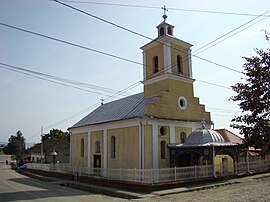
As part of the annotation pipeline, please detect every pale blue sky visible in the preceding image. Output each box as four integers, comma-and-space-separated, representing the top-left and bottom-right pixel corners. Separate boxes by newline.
1, 0, 270, 143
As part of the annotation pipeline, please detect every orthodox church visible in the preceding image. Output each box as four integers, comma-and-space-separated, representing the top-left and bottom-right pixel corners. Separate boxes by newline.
69, 14, 222, 171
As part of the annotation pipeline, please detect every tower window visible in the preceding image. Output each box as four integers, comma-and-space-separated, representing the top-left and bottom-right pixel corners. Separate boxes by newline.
111, 136, 116, 159
81, 138, 84, 157
168, 27, 172, 35
177, 55, 183, 74
160, 141, 166, 159
153, 56, 159, 73
159, 27, 164, 36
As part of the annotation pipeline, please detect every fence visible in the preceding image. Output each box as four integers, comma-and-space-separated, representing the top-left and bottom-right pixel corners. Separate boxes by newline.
26, 159, 270, 184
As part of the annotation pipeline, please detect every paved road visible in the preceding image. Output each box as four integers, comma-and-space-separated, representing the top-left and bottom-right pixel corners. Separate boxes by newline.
143, 174, 270, 202
1, 154, 270, 202
0, 155, 124, 202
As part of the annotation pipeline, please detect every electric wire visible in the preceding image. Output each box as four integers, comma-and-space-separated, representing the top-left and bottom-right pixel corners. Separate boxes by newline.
52, 0, 241, 74
0, 62, 128, 96
0, 22, 233, 90
2, 1, 256, 140
57, 0, 270, 17
193, 9, 270, 55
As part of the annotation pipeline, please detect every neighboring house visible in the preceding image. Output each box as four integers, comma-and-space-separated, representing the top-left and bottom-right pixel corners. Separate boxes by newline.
216, 128, 261, 161
0, 143, 5, 153
25, 138, 69, 164
68, 14, 221, 171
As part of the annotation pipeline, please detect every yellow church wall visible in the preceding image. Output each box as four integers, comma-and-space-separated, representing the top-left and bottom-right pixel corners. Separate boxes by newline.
144, 125, 153, 169
71, 132, 88, 167
90, 130, 103, 168
144, 79, 211, 122
175, 127, 192, 143
107, 126, 139, 169
145, 44, 164, 78
214, 155, 234, 174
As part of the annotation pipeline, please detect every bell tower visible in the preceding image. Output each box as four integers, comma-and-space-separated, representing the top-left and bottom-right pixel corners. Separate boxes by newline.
141, 13, 211, 123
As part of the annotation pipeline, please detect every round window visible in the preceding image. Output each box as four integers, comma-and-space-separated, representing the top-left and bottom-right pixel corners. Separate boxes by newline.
178, 96, 187, 110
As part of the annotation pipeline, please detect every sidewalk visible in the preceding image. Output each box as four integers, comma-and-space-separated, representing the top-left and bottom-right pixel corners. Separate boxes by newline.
20, 170, 270, 200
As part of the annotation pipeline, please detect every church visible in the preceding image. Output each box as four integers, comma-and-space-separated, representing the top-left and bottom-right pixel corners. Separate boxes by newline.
68, 13, 217, 171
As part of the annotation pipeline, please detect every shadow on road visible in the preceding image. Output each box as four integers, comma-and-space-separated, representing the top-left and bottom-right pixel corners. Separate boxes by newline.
0, 174, 94, 201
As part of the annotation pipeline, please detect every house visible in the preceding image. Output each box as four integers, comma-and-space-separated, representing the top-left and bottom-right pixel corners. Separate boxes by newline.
69, 14, 239, 172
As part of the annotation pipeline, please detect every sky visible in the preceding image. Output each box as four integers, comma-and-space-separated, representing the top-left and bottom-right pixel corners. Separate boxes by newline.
0, 0, 270, 143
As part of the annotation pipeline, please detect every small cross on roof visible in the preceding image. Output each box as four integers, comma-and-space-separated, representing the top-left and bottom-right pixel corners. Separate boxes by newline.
161, 5, 168, 21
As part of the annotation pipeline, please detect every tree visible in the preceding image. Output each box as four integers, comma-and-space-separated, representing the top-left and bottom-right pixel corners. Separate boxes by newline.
4, 131, 26, 155
42, 128, 70, 142
230, 33, 270, 155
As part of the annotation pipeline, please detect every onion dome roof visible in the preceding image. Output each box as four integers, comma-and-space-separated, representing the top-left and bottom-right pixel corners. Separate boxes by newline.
185, 129, 225, 145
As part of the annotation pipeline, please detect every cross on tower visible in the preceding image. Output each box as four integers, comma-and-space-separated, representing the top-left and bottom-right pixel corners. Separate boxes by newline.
161, 5, 168, 16
161, 5, 168, 21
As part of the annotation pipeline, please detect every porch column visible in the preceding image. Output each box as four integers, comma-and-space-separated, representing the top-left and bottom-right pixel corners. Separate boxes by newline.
88, 130, 91, 169
69, 132, 72, 166
152, 124, 159, 169
139, 121, 145, 169
169, 125, 175, 144
103, 129, 107, 176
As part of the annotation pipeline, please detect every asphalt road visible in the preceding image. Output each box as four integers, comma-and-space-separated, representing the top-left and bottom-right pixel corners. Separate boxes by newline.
0, 155, 124, 202
1, 154, 270, 202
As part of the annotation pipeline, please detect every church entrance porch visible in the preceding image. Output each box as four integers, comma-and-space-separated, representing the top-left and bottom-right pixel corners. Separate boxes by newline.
174, 151, 206, 167
168, 144, 239, 177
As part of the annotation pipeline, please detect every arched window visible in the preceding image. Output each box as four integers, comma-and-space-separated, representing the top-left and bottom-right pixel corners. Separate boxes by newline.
180, 132, 187, 143
111, 136, 116, 159
95, 141, 100, 153
160, 126, 167, 136
81, 138, 84, 157
168, 27, 172, 35
159, 27, 164, 36
177, 55, 183, 74
160, 141, 166, 159
153, 56, 159, 73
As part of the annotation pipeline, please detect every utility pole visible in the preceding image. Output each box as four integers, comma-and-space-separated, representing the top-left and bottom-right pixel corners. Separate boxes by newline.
41, 126, 43, 164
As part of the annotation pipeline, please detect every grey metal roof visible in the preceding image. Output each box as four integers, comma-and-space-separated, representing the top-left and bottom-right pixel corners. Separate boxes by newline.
185, 129, 225, 145
71, 92, 152, 128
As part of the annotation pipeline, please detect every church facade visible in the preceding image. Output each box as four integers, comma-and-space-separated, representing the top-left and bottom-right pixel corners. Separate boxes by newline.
69, 15, 212, 171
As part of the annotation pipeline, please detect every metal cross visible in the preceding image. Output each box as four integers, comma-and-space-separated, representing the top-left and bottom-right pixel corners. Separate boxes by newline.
161, 5, 168, 16
201, 119, 206, 129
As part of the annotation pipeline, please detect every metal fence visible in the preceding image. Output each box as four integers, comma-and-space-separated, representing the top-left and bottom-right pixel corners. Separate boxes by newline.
26, 159, 270, 184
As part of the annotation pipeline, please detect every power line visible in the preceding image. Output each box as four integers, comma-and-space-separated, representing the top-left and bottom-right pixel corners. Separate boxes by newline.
0, 63, 117, 97
52, 0, 241, 74
57, 1, 270, 17
0, 62, 128, 96
193, 9, 270, 55
0, 22, 143, 68
0, 22, 234, 90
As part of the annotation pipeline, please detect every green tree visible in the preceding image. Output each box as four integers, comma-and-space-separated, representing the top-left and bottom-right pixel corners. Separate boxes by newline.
230, 33, 270, 155
4, 131, 26, 155
42, 128, 70, 141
